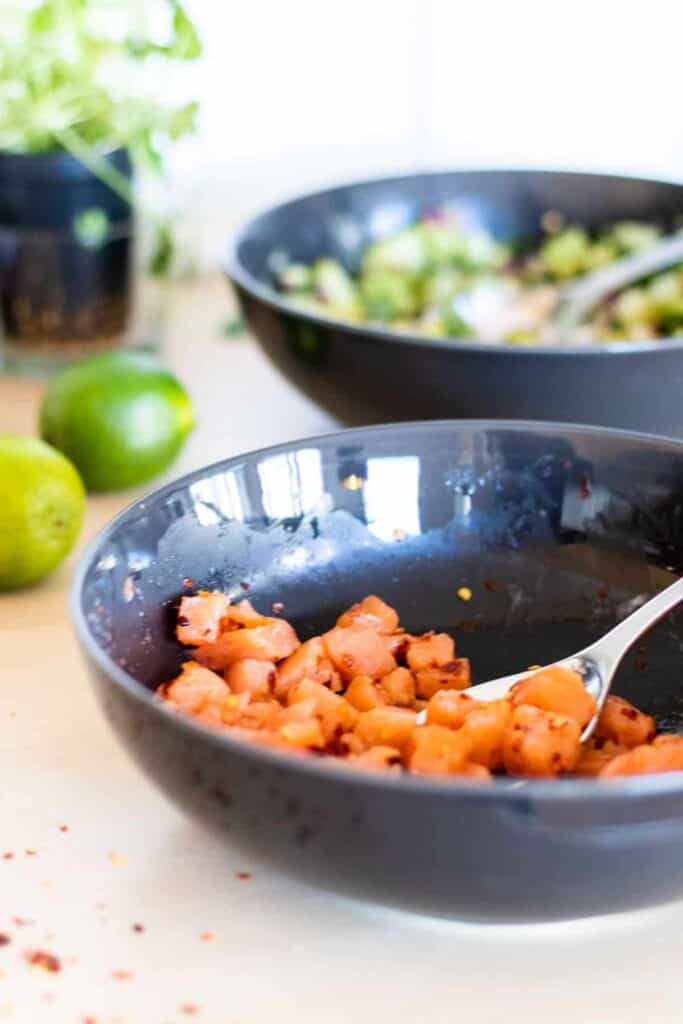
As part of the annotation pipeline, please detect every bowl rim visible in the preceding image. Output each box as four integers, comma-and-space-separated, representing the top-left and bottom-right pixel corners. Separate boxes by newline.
225, 166, 683, 359
71, 418, 683, 805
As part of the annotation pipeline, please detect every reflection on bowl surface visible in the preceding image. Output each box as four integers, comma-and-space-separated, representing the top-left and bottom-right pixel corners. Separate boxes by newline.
228, 169, 683, 434
73, 421, 683, 921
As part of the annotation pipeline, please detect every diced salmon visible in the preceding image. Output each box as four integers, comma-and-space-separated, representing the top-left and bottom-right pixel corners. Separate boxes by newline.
280, 719, 325, 749
274, 637, 341, 699
459, 700, 512, 770
594, 695, 655, 749
176, 593, 231, 645
426, 689, 478, 729
406, 632, 456, 672
194, 618, 300, 670
163, 660, 230, 724
223, 599, 269, 629
344, 675, 386, 712
337, 595, 400, 634
350, 746, 403, 771
600, 737, 683, 777
323, 625, 396, 683
378, 667, 415, 707
354, 707, 417, 753
415, 659, 471, 699
503, 705, 581, 778
287, 679, 358, 741
224, 659, 276, 699
574, 739, 627, 777
407, 725, 472, 775
238, 699, 284, 731
510, 665, 596, 728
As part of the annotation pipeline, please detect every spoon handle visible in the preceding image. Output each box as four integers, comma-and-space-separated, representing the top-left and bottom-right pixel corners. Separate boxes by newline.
556, 234, 683, 329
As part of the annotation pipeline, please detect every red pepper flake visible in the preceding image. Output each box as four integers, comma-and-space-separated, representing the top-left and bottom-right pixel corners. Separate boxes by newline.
235, 871, 252, 881
580, 475, 591, 500
181, 1005, 200, 1016
83, 1017, 97, 1024
200, 932, 215, 943
25, 849, 37, 856
0, 935, 10, 947
183, 577, 195, 589
598, 584, 609, 601
131, 923, 145, 934
25, 950, 61, 973
2, 853, 13, 861
271, 602, 284, 614
12, 917, 32, 927
483, 579, 498, 592
58, 825, 68, 833
240, 581, 250, 591
95, 603, 105, 614
112, 969, 133, 981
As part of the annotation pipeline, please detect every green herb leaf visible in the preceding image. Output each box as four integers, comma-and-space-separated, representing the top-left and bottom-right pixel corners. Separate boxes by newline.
170, 1, 203, 60
221, 316, 245, 338
149, 223, 175, 278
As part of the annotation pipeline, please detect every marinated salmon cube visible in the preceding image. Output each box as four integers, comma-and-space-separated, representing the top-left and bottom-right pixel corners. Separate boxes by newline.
574, 739, 627, 777
224, 659, 276, 699
599, 739, 683, 777
162, 660, 230, 717
219, 690, 252, 726
288, 679, 358, 741
406, 632, 456, 672
594, 695, 655, 749
415, 659, 471, 699
459, 699, 512, 770
323, 625, 396, 683
510, 665, 596, 728
407, 725, 472, 775
354, 707, 417, 753
503, 705, 581, 778
426, 690, 477, 729
378, 667, 415, 707
344, 675, 386, 712
280, 719, 325, 749
176, 593, 231, 645
194, 618, 299, 670
337, 595, 400, 634
350, 745, 403, 771
274, 637, 341, 699
238, 699, 284, 731
223, 599, 269, 629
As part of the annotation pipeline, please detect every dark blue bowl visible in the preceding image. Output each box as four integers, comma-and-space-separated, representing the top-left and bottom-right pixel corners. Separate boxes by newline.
72, 421, 683, 921
227, 169, 683, 435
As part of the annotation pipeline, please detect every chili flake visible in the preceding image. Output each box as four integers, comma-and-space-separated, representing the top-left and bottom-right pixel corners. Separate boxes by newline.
181, 1006, 199, 1016
58, 825, 68, 833
131, 923, 144, 934
200, 932, 215, 943
235, 871, 252, 881
0, 936, 9, 947
108, 852, 126, 866
2, 854, 12, 862
25, 950, 61, 973
112, 969, 133, 981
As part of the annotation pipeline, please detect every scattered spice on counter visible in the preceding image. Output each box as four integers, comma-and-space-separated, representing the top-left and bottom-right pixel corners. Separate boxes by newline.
58, 825, 68, 833
24, 850, 37, 857
181, 1006, 199, 1016
82, 1016, 97, 1023
131, 923, 144, 934
108, 852, 126, 866
0, 936, 9, 947
235, 871, 252, 881
199, 932, 215, 943
111, 969, 133, 981
12, 918, 32, 927
2, 854, 13, 862
25, 950, 61, 973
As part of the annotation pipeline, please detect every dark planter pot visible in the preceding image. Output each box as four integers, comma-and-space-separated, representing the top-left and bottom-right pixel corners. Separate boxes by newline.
0, 147, 134, 362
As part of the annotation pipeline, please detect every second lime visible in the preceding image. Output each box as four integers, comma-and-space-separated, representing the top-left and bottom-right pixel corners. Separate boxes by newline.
40, 352, 195, 492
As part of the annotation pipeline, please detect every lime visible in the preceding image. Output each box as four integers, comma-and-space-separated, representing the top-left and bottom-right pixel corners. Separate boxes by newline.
0, 435, 85, 590
40, 352, 195, 492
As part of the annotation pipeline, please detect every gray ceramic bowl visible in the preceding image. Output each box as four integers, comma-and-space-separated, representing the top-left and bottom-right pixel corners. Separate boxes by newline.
72, 421, 683, 922
227, 169, 683, 435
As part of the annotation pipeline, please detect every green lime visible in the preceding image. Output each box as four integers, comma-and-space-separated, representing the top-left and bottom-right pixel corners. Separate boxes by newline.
0, 435, 85, 590
40, 352, 195, 492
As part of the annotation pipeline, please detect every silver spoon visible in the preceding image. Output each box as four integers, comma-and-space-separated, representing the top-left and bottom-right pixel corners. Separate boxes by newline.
467, 576, 683, 742
553, 231, 683, 332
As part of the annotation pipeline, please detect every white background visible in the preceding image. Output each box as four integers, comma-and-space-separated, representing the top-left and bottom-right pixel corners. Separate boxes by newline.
168, 0, 683, 270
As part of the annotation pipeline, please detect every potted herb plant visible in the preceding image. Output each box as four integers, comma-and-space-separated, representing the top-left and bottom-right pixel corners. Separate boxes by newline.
0, 0, 201, 370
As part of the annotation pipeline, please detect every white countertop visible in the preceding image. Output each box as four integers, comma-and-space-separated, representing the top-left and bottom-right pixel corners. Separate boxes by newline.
2, 277, 683, 1024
